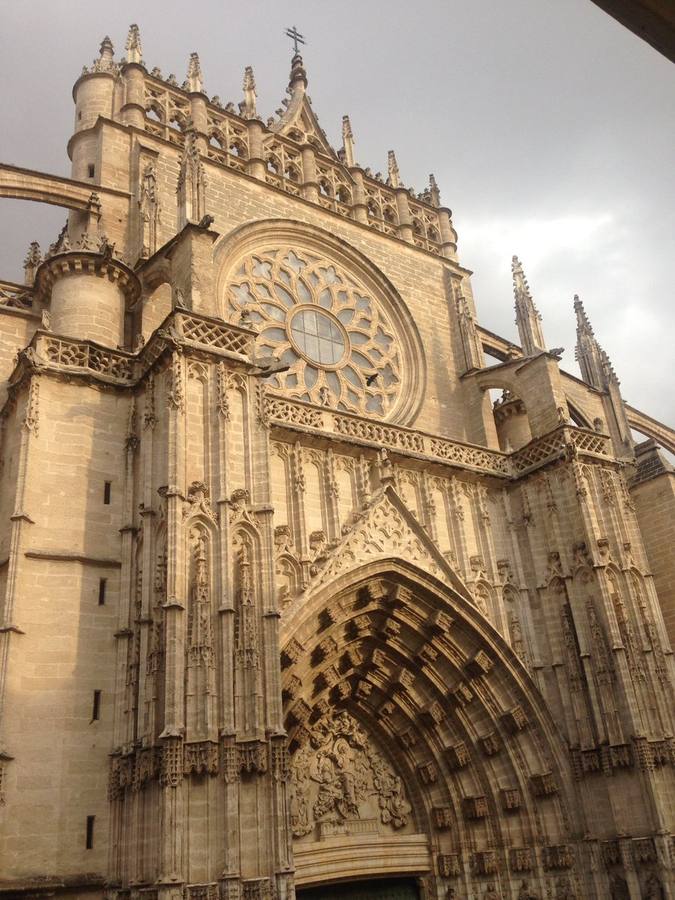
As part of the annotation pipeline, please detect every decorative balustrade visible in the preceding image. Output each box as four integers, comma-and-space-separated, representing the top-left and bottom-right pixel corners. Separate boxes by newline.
264, 394, 614, 479
511, 425, 610, 473
39, 335, 135, 383
24, 311, 253, 387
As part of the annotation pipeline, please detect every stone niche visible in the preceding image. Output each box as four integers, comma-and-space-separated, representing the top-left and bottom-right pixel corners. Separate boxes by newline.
289, 709, 414, 842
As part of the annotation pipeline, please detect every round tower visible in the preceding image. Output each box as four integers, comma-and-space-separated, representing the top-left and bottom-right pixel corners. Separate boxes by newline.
70, 37, 118, 182
493, 391, 532, 451
35, 238, 140, 349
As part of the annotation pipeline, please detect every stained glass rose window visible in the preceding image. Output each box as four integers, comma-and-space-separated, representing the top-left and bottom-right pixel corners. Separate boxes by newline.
225, 248, 403, 417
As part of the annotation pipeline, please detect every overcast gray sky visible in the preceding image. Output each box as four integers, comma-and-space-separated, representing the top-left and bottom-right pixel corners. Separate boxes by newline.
1, 0, 673, 427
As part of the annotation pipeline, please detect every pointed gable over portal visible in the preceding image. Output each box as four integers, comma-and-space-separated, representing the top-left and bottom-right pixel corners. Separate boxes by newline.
302, 483, 474, 605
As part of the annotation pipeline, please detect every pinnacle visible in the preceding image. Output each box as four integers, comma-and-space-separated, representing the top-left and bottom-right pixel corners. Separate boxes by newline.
125, 24, 143, 65
387, 150, 401, 188
185, 51, 204, 93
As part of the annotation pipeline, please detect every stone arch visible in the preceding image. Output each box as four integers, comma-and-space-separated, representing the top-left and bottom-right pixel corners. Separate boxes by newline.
281, 559, 582, 895
0, 162, 128, 212
213, 218, 427, 426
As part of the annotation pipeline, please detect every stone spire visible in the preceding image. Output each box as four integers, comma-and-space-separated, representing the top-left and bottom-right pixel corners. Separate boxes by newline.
512, 255, 546, 357
574, 295, 617, 389
239, 66, 257, 119
125, 24, 143, 65
387, 150, 401, 188
342, 115, 355, 168
185, 52, 204, 93
574, 295, 632, 453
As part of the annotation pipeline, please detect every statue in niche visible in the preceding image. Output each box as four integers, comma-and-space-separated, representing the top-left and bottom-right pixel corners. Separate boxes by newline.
288, 709, 411, 839
484, 886, 501, 900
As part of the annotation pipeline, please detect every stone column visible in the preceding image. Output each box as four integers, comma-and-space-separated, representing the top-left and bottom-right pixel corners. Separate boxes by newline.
246, 120, 266, 180
349, 168, 368, 224
300, 145, 319, 204
120, 64, 146, 129
394, 187, 413, 243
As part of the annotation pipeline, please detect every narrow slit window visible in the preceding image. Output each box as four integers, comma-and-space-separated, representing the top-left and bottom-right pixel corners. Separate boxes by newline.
88, 163, 95, 178
103, 481, 111, 505
85, 815, 95, 849
92, 690, 101, 721
98, 578, 107, 606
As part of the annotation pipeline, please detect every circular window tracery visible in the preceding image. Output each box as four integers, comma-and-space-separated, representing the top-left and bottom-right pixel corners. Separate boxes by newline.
225, 248, 404, 417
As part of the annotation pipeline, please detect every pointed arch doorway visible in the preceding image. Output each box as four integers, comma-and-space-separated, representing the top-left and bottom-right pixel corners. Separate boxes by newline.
282, 560, 580, 897
297, 878, 420, 900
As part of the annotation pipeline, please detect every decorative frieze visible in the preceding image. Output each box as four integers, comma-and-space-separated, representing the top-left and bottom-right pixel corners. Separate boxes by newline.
159, 736, 184, 788
465, 649, 493, 678
500, 788, 522, 811
238, 740, 268, 776
421, 701, 445, 727
417, 761, 437, 784
478, 732, 501, 757
632, 837, 656, 865
543, 845, 574, 870
183, 741, 218, 775
438, 852, 461, 877
500, 705, 529, 734
530, 772, 558, 797
470, 850, 498, 875
432, 806, 454, 830
462, 795, 488, 819
449, 681, 473, 706
185, 885, 219, 900
509, 847, 534, 872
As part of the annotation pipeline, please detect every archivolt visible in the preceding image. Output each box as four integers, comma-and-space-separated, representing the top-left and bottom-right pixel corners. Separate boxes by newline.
281, 560, 583, 889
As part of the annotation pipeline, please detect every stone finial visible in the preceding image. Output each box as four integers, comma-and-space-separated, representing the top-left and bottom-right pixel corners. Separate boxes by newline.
125, 24, 143, 65
512, 255, 546, 357
342, 115, 355, 168
428, 174, 441, 207
239, 66, 257, 119
387, 150, 401, 188
574, 294, 617, 388
289, 52, 307, 89
99, 36, 114, 64
185, 52, 204, 93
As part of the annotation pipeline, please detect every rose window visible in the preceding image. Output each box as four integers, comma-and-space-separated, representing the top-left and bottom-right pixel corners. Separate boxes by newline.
225, 248, 403, 417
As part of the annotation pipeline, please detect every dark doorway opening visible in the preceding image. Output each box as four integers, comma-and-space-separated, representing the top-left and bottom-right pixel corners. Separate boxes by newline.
297, 878, 420, 900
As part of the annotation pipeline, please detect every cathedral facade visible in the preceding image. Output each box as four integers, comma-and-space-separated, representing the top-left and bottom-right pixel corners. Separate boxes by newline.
0, 25, 674, 900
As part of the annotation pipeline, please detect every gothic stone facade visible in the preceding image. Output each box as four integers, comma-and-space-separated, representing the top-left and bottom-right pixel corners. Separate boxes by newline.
0, 26, 674, 900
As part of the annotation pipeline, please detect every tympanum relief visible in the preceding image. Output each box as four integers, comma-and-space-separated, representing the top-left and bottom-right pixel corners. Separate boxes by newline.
289, 710, 412, 841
